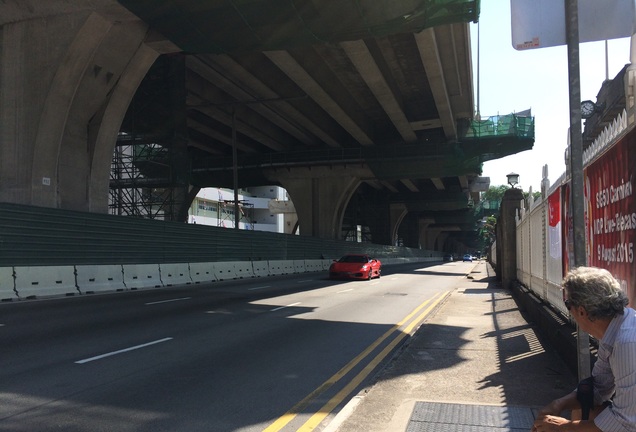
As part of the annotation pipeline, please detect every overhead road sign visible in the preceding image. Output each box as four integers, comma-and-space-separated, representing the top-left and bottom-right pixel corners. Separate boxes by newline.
511, 0, 634, 50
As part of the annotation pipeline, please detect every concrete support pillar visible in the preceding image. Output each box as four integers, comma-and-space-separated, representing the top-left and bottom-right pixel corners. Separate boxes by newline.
0, 8, 178, 211
424, 227, 460, 251
498, 188, 524, 289
389, 203, 408, 246
425, 227, 444, 251
417, 218, 435, 249
402, 213, 423, 248
436, 232, 450, 251
267, 166, 370, 239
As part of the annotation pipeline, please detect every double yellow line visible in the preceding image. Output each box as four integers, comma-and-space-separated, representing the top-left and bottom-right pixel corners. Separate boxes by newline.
263, 291, 449, 432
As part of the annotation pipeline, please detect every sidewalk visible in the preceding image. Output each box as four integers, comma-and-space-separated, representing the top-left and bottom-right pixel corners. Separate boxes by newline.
326, 260, 577, 432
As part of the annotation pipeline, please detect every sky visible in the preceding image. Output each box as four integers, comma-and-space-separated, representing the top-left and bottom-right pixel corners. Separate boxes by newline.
471, 0, 633, 192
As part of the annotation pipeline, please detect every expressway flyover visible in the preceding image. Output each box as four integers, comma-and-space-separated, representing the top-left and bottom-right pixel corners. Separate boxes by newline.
0, 0, 533, 250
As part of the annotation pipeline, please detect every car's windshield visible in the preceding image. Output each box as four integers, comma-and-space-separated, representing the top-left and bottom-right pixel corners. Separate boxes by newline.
339, 255, 368, 263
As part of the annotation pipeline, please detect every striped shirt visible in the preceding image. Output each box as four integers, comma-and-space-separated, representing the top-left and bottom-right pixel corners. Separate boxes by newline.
593, 307, 636, 432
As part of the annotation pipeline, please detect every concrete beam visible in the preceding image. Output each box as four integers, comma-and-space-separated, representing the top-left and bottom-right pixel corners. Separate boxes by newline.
431, 177, 445, 190
187, 56, 315, 146
340, 40, 417, 143
415, 28, 457, 140
265, 50, 374, 146
206, 54, 342, 148
400, 179, 420, 192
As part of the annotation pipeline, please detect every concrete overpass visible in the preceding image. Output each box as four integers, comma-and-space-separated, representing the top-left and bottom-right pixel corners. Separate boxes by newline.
0, 0, 532, 251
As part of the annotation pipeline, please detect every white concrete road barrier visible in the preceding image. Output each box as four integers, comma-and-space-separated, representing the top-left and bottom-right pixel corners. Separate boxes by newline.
159, 263, 192, 286
122, 264, 162, 290
233, 261, 255, 279
304, 259, 324, 273
268, 260, 292, 275
14, 266, 78, 299
252, 261, 269, 277
213, 261, 238, 280
0, 267, 16, 300
189, 262, 217, 284
3, 258, 441, 300
75, 264, 126, 294
293, 260, 306, 274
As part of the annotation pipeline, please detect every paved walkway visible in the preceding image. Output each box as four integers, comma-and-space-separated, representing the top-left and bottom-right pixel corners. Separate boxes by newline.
326, 260, 576, 432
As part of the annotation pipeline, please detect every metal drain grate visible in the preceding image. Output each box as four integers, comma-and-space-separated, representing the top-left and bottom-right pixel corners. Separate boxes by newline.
407, 402, 535, 432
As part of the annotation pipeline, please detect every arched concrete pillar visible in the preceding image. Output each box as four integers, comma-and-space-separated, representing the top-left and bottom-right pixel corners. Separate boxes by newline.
424, 227, 460, 251
436, 232, 450, 251
424, 228, 443, 251
88, 39, 167, 212
0, 8, 179, 211
265, 166, 372, 239
389, 203, 408, 246
417, 217, 435, 249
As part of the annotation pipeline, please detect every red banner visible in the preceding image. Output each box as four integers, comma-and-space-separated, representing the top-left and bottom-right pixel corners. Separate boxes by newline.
548, 188, 561, 259
563, 182, 573, 276
583, 127, 636, 305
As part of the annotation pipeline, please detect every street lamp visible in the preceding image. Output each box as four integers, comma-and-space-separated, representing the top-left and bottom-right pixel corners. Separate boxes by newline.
506, 172, 519, 188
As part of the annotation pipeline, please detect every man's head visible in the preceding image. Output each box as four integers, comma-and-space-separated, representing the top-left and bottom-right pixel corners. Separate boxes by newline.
562, 267, 628, 321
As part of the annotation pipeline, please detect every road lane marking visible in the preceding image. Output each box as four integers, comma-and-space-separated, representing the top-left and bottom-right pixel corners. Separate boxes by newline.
248, 285, 271, 291
262, 291, 448, 432
145, 297, 191, 305
297, 292, 449, 431
337, 289, 354, 293
75, 338, 173, 364
270, 302, 301, 312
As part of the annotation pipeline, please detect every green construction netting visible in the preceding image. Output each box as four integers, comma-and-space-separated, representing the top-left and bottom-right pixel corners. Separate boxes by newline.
118, 0, 480, 53
463, 112, 534, 139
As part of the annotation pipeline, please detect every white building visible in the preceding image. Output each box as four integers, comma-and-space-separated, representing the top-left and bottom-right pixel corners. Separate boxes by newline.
188, 186, 298, 234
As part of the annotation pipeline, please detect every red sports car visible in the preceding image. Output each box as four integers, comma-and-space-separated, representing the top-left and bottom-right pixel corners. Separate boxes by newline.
329, 254, 382, 280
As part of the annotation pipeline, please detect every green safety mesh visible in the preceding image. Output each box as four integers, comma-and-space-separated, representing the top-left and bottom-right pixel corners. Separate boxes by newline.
118, 0, 480, 53
463, 112, 534, 139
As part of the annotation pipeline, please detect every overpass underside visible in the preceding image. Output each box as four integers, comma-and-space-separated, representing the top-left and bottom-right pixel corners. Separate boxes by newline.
0, 0, 534, 252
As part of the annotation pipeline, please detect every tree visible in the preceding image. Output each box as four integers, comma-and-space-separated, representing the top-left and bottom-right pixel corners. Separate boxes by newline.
476, 185, 542, 251
482, 185, 508, 202
478, 215, 497, 249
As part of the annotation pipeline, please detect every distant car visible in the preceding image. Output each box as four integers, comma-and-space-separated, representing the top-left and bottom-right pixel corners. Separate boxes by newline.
462, 254, 473, 262
329, 254, 381, 280
443, 254, 454, 262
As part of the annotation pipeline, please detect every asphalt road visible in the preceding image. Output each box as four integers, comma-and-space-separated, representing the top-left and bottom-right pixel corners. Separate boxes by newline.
0, 261, 475, 432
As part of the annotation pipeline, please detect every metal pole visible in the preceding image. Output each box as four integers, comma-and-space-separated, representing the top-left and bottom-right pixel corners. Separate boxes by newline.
565, 0, 591, 381
232, 108, 240, 230
476, 19, 480, 119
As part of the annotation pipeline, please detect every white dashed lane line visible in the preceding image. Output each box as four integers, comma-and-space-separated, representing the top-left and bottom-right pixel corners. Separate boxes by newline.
75, 337, 173, 364
248, 285, 271, 291
270, 302, 301, 312
145, 297, 191, 305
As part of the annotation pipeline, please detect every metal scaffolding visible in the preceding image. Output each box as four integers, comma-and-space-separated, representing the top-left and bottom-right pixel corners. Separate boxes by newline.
219, 200, 254, 230
108, 54, 189, 221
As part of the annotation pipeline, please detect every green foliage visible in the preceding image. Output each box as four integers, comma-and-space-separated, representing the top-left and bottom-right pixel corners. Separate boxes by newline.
524, 190, 542, 201
476, 185, 541, 250
481, 185, 508, 202
478, 215, 497, 248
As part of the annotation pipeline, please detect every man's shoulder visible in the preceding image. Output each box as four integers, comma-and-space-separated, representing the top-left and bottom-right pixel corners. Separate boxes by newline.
615, 310, 636, 345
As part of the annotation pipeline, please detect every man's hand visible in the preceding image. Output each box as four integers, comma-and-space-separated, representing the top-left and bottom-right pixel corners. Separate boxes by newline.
532, 414, 570, 431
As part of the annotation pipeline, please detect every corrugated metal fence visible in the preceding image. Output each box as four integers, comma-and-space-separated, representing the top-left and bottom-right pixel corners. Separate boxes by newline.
0, 202, 439, 266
